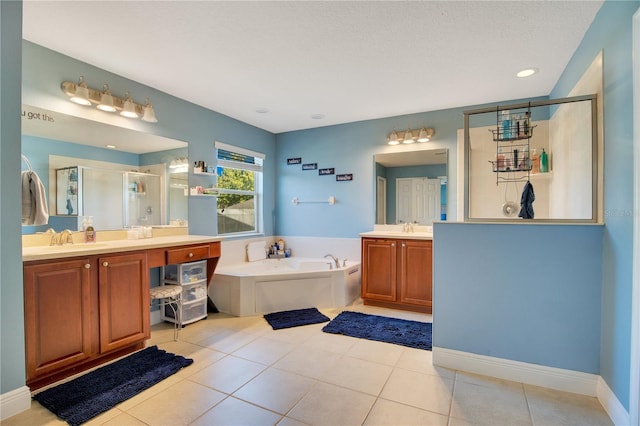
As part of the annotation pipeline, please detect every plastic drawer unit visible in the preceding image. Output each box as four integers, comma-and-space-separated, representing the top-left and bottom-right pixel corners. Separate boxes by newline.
161, 260, 208, 325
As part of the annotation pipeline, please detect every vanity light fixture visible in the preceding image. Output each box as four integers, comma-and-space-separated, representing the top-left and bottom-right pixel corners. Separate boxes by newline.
61, 77, 158, 123
69, 76, 91, 106
120, 92, 139, 118
97, 84, 116, 112
142, 99, 158, 123
387, 130, 400, 145
169, 157, 189, 173
402, 129, 415, 144
386, 127, 435, 145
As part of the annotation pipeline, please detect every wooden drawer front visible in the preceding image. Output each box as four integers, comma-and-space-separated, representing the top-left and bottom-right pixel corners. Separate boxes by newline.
166, 244, 211, 264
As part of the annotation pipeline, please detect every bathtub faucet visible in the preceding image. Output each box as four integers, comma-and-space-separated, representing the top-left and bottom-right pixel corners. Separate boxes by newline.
324, 254, 340, 269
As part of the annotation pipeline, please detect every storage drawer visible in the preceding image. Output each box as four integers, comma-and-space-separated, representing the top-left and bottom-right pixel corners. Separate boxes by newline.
164, 260, 206, 284
165, 245, 211, 264
182, 280, 207, 303
163, 299, 207, 325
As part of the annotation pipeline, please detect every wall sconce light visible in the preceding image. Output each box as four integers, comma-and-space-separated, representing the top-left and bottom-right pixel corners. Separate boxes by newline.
387, 127, 435, 145
61, 76, 158, 123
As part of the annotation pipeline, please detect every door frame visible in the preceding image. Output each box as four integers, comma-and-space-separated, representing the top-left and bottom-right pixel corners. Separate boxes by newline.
376, 176, 387, 224
630, 7, 640, 426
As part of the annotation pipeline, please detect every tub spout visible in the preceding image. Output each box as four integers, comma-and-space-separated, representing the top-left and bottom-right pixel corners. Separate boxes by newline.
324, 254, 340, 269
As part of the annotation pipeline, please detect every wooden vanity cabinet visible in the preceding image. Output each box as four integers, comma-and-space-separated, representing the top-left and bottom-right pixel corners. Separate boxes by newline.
361, 237, 433, 313
23, 251, 149, 389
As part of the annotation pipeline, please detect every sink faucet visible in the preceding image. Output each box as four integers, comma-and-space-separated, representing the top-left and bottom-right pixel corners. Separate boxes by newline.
59, 229, 74, 245
324, 254, 340, 269
46, 228, 59, 246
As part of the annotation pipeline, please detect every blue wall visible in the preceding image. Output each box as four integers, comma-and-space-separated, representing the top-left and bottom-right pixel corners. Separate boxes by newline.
433, 223, 603, 373
0, 0, 25, 395
550, 0, 639, 411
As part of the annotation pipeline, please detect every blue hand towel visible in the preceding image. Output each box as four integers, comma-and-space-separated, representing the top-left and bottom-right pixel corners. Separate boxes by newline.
518, 181, 535, 219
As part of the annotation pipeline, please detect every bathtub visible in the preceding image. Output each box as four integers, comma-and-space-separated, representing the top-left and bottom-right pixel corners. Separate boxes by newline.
210, 257, 361, 316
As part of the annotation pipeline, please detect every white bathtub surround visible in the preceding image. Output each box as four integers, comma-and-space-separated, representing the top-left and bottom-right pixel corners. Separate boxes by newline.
211, 257, 361, 316
219, 236, 361, 267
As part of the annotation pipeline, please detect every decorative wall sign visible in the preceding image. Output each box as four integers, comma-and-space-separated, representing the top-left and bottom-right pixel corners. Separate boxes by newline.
302, 163, 318, 170
336, 174, 353, 181
319, 168, 335, 176
287, 157, 302, 165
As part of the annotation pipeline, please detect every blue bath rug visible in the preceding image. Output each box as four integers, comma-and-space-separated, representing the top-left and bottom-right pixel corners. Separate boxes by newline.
264, 307, 330, 330
322, 311, 432, 350
33, 346, 193, 426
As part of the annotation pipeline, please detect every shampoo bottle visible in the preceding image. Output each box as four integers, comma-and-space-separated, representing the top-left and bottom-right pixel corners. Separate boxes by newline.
501, 110, 511, 140
84, 216, 96, 243
540, 148, 549, 173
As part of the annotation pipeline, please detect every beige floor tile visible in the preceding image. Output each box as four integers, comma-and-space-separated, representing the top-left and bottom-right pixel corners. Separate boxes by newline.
272, 346, 341, 380
1, 402, 66, 426
450, 379, 531, 425
125, 379, 226, 426
277, 416, 311, 426
187, 354, 267, 394
191, 396, 282, 426
233, 336, 297, 365
320, 355, 393, 396
234, 368, 316, 414
265, 324, 320, 345
95, 411, 148, 425
396, 347, 456, 379
524, 385, 613, 426
364, 398, 448, 426
198, 329, 260, 353
380, 367, 454, 415
302, 330, 358, 354
346, 338, 404, 366
287, 382, 376, 426
117, 374, 184, 411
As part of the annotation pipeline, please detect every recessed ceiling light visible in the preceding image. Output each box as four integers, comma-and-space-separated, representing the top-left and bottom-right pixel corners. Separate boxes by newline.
255, 107, 269, 114
105, 145, 116, 149
516, 68, 538, 78
311, 113, 325, 120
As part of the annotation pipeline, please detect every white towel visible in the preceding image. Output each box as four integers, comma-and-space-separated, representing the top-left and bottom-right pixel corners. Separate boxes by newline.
247, 241, 267, 262
21, 170, 49, 226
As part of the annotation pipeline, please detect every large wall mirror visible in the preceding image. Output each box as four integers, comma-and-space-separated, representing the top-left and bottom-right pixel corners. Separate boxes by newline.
374, 149, 448, 225
21, 105, 188, 234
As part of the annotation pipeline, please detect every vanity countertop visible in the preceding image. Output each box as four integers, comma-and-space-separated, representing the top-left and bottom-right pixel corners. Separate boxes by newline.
360, 231, 433, 240
23, 235, 222, 262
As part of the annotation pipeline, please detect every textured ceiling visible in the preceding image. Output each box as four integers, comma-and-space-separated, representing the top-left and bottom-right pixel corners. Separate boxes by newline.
22, 1, 603, 134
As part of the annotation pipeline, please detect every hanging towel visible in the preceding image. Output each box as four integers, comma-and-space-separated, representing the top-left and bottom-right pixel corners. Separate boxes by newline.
518, 181, 535, 219
21, 170, 49, 226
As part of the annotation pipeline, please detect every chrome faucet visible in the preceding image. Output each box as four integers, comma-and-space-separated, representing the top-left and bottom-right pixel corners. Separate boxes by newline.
324, 254, 340, 269
59, 229, 74, 245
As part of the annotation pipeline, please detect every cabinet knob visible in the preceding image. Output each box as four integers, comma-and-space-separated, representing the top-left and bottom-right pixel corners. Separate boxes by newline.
84, 263, 91, 269
391, 243, 395, 247
402, 243, 406, 247
102, 261, 109, 267
188, 253, 194, 258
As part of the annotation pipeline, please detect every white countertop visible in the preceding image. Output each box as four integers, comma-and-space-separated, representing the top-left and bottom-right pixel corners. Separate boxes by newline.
360, 225, 433, 240
360, 231, 433, 240
23, 235, 222, 262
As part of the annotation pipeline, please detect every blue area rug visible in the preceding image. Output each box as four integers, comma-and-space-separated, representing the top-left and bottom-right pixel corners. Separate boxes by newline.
33, 346, 193, 426
264, 307, 330, 330
322, 311, 432, 350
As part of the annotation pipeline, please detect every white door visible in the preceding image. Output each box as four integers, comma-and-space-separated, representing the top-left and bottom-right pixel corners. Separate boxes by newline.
396, 178, 413, 224
376, 176, 387, 224
397, 177, 441, 225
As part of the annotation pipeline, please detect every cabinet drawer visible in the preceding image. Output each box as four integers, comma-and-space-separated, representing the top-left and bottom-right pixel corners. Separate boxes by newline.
166, 245, 211, 264
165, 260, 207, 284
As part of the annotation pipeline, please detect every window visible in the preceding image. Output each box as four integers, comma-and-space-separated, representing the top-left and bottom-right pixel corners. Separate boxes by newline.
215, 142, 264, 235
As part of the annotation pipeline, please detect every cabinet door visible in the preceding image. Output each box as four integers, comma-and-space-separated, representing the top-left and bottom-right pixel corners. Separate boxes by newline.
98, 252, 150, 353
361, 238, 397, 302
24, 258, 93, 380
399, 239, 433, 306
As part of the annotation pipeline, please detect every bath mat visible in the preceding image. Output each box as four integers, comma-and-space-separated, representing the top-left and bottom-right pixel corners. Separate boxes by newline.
322, 311, 432, 350
33, 346, 193, 426
264, 307, 330, 330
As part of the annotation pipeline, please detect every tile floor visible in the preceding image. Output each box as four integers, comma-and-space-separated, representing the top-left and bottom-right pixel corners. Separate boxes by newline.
4, 301, 613, 426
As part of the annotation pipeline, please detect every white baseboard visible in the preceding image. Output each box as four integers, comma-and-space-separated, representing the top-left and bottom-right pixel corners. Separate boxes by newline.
597, 376, 631, 426
433, 347, 631, 426
0, 386, 31, 421
433, 346, 599, 395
